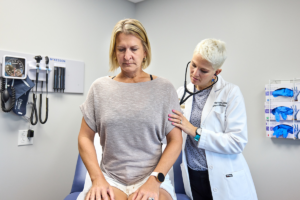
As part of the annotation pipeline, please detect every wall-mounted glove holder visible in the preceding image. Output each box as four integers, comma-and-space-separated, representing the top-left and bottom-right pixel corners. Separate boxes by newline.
265, 83, 300, 102
266, 121, 300, 139
265, 102, 300, 121
265, 79, 300, 140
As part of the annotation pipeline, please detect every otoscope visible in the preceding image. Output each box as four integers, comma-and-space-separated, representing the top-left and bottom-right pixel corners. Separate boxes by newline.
30, 55, 42, 125
39, 56, 49, 124
34, 56, 42, 93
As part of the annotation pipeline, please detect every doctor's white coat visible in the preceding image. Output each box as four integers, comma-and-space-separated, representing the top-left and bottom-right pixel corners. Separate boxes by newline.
177, 75, 257, 200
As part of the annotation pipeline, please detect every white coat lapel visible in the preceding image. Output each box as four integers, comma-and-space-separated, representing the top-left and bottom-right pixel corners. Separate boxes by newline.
200, 87, 216, 127
200, 75, 225, 127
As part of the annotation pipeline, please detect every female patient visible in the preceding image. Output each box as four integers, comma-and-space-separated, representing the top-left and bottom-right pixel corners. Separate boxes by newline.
78, 19, 182, 200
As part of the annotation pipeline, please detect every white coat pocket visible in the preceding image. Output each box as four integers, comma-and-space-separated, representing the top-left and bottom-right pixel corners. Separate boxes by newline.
213, 105, 225, 114
212, 109, 225, 130
225, 170, 250, 199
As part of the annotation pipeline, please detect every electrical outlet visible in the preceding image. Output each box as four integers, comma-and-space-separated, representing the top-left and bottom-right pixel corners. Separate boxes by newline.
18, 130, 33, 146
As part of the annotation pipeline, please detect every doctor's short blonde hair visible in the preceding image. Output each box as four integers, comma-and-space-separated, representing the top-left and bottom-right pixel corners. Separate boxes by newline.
194, 38, 227, 70
109, 19, 152, 72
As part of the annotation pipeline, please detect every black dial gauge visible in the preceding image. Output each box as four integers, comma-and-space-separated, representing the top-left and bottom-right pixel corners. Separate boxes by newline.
4, 57, 26, 77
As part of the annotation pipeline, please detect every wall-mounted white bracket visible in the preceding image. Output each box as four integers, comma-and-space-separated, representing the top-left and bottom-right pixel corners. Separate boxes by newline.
0, 49, 85, 94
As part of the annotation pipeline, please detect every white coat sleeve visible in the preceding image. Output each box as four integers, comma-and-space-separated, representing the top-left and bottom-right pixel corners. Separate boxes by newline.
177, 86, 184, 99
198, 86, 248, 154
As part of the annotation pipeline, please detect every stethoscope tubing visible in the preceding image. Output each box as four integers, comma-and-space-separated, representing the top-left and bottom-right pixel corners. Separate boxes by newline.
39, 77, 49, 124
179, 61, 219, 105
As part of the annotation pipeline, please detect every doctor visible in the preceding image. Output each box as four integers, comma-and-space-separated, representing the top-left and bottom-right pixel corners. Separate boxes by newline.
168, 39, 257, 200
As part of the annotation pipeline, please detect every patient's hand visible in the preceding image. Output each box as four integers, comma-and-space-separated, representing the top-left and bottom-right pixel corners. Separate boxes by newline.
132, 176, 160, 200
85, 178, 115, 200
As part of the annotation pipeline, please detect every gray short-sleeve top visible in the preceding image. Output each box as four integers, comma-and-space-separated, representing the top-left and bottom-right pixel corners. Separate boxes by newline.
80, 76, 181, 185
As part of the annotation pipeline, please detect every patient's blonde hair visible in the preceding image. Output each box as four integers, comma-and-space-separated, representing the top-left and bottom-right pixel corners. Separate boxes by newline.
109, 19, 151, 72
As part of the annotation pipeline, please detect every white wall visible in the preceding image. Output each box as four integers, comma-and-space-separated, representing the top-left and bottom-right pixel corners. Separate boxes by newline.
137, 0, 300, 200
0, 0, 135, 199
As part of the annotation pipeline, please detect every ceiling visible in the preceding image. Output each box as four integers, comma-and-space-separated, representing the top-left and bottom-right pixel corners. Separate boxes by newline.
128, 0, 145, 3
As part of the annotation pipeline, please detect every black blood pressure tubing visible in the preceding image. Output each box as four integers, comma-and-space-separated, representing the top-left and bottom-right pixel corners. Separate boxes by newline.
39, 56, 49, 124
1, 77, 15, 112
30, 55, 42, 125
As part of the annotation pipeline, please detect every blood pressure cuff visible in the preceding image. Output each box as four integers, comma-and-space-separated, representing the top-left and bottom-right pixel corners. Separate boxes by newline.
271, 106, 293, 122
13, 91, 30, 116
7, 77, 34, 116
273, 124, 293, 138
7, 77, 34, 99
272, 88, 294, 97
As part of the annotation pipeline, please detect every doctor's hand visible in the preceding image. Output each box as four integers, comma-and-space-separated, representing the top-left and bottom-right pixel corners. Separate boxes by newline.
132, 176, 160, 200
85, 178, 115, 200
169, 109, 197, 137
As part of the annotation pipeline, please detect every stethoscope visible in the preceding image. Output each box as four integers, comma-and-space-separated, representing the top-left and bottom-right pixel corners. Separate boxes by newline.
179, 61, 219, 105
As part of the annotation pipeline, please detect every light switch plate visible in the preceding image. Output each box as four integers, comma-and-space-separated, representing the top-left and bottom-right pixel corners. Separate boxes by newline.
18, 130, 33, 146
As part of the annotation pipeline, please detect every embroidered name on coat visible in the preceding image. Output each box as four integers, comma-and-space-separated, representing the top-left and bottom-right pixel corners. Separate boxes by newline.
213, 102, 227, 107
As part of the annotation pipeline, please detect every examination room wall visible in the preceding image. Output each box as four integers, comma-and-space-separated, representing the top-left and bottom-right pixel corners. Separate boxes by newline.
0, 0, 135, 199
137, 0, 300, 199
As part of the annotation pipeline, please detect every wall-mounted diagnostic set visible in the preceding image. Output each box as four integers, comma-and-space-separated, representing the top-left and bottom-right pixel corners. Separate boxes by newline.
0, 49, 85, 144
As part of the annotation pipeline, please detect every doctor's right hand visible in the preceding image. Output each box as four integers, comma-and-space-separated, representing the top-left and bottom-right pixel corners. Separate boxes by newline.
169, 109, 197, 137
85, 178, 115, 200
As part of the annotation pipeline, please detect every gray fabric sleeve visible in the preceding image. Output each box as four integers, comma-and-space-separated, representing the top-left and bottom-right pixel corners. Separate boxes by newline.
165, 85, 182, 135
80, 84, 97, 132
